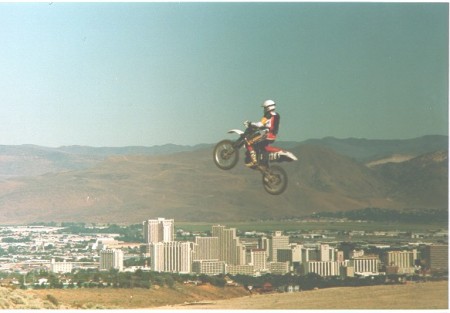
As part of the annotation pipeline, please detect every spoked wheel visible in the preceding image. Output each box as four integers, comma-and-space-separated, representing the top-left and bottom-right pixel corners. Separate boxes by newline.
213, 140, 239, 170
262, 165, 288, 195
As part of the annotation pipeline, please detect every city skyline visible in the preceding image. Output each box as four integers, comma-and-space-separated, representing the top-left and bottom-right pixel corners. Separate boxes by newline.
1, 2, 447, 147
0, 218, 447, 278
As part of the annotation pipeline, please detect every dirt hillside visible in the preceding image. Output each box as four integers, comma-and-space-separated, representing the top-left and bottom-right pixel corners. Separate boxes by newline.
3, 280, 447, 309
159, 281, 448, 310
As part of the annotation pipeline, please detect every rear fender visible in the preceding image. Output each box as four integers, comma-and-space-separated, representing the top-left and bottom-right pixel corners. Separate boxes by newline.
269, 150, 298, 162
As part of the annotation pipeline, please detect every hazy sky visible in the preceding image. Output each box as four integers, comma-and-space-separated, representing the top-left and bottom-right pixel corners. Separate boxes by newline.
0, 2, 448, 147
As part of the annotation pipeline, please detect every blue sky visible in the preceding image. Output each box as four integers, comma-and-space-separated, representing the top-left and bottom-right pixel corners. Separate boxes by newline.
0, 2, 448, 147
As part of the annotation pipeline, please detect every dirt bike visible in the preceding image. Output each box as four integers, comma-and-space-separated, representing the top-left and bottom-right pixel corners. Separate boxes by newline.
213, 125, 298, 195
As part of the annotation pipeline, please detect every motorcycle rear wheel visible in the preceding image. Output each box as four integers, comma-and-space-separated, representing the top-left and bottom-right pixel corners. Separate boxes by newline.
213, 140, 239, 170
262, 165, 288, 195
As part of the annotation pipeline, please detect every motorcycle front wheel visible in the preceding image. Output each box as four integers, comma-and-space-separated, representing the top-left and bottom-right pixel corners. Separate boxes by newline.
262, 165, 288, 195
213, 140, 239, 170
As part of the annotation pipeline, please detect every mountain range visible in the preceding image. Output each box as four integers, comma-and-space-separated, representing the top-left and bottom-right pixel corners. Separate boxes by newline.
0, 135, 447, 224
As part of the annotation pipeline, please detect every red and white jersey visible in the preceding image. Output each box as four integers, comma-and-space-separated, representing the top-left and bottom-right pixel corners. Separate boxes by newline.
254, 111, 280, 140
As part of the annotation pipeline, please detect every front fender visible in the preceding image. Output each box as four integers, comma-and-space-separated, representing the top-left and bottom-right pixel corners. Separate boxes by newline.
227, 129, 244, 135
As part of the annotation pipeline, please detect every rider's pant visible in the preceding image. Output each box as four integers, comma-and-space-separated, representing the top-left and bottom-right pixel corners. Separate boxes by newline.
245, 136, 275, 163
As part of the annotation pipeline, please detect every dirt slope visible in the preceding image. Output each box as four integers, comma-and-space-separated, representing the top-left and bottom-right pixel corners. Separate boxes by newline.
158, 281, 448, 310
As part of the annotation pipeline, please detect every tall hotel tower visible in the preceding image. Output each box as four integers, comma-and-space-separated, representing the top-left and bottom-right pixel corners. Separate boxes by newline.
212, 225, 245, 266
99, 249, 124, 272
269, 231, 290, 262
143, 218, 174, 243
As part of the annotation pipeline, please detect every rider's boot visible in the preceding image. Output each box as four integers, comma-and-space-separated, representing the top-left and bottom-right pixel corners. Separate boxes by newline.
245, 150, 258, 168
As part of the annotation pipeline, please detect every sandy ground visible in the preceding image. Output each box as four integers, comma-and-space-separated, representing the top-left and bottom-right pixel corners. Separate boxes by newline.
156, 281, 448, 310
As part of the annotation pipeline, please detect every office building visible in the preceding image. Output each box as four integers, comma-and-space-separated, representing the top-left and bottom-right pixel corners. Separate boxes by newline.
250, 249, 267, 272
384, 249, 418, 274
291, 243, 302, 263
149, 241, 193, 274
424, 244, 448, 273
99, 249, 124, 272
320, 244, 336, 262
269, 231, 290, 262
304, 261, 341, 277
351, 255, 380, 275
193, 237, 219, 260
212, 225, 245, 265
143, 218, 174, 244
269, 261, 290, 275
192, 260, 225, 275
227, 264, 255, 275
50, 259, 73, 274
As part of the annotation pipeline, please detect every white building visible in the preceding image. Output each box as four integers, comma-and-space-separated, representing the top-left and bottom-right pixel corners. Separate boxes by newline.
304, 261, 343, 277
149, 241, 193, 274
194, 237, 219, 260
269, 231, 290, 262
50, 259, 73, 274
227, 264, 255, 275
99, 249, 124, 272
384, 249, 418, 274
269, 261, 290, 275
351, 255, 380, 275
143, 218, 174, 244
320, 244, 336, 262
192, 259, 225, 275
250, 249, 267, 272
212, 225, 246, 266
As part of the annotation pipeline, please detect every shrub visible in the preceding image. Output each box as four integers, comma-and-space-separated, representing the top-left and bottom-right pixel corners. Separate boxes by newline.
46, 294, 58, 307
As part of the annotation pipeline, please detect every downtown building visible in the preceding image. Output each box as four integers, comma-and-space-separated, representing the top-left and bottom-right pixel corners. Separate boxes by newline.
149, 241, 193, 274
99, 249, 124, 272
212, 225, 246, 266
423, 244, 448, 273
351, 255, 380, 275
250, 249, 268, 272
268, 231, 290, 262
144, 217, 194, 274
193, 237, 219, 261
383, 249, 418, 274
50, 259, 73, 274
143, 218, 174, 243
192, 260, 225, 275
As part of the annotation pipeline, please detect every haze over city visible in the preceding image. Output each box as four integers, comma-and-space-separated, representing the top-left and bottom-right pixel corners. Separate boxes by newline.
1, 2, 448, 147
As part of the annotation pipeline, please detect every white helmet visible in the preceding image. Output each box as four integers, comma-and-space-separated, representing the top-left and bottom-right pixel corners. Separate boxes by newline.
262, 99, 276, 113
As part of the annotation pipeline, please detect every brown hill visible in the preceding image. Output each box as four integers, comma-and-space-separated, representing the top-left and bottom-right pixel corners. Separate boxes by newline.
0, 143, 446, 224
374, 150, 448, 208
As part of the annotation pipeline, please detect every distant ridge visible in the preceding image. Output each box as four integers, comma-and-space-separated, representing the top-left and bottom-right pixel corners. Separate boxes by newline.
301, 135, 448, 162
0, 135, 446, 224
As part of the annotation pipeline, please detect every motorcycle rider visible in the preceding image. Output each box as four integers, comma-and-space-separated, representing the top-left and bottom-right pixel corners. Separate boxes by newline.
244, 99, 280, 167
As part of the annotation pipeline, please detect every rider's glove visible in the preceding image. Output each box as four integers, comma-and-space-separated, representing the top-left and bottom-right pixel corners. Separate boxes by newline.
244, 120, 251, 128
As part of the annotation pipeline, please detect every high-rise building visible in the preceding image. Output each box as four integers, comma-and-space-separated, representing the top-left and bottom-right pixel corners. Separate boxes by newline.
302, 247, 320, 263
193, 237, 219, 260
149, 241, 193, 274
192, 260, 225, 275
212, 225, 245, 266
304, 261, 341, 277
351, 255, 380, 274
291, 243, 302, 263
143, 218, 174, 243
320, 244, 336, 262
384, 249, 418, 274
251, 249, 267, 272
99, 249, 124, 272
269, 231, 290, 262
424, 244, 448, 273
